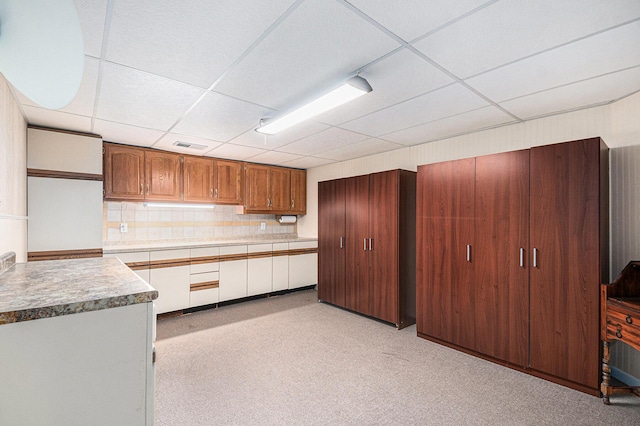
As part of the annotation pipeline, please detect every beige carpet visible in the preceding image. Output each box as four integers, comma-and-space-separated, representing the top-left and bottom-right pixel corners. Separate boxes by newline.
155, 289, 640, 425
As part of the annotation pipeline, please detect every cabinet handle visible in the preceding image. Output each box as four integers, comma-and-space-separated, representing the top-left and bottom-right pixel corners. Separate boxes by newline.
214, 188, 218, 198
616, 330, 623, 339
339, 236, 343, 249
368, 238, 373, 251
147, 184, 150, 195
519, 248, 524, 267
626, 315, 633, 325
466, 244, 471, 262
210, 188, 213, 198
140, 183, 143, 195
364, 238, 367, 251
291, 199, 295, 209
533, 248, 538, 268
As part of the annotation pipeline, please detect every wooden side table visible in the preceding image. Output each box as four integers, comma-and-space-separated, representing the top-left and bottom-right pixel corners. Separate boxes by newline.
601, 261, 640, 405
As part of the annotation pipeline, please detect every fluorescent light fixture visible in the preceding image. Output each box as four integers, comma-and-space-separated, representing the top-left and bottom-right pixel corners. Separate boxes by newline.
143, 203, 215, 209
256, 75, 372, 135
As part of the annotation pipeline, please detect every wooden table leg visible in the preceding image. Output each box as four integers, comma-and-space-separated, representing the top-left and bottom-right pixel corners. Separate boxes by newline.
602, 340, 611, 405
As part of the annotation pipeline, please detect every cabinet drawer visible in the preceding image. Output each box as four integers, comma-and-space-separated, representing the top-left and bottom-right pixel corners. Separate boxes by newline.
189, 272, 219, 307
606, 304, 640, 351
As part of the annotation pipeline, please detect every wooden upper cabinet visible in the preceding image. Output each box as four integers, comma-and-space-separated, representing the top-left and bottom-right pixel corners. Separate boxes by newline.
145, 150, 182, 201
290, 169, 306, 214
183, 157, 214, 203
104, 143, 145, 201
270, 167, 291, 212
244, 164, 270, 211
214, 159, 243, 205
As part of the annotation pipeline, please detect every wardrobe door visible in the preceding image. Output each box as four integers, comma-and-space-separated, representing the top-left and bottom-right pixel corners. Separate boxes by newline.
529, 138, 604, 390
369, 170, 399, 325
345, 175, 371, 316
474, 150, 529, 367
417, 159, 475, 349
318, 179, 346, 307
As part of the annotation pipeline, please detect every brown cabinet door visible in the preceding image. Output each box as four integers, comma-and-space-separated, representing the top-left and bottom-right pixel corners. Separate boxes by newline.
145, 150, 182, 201
318, 179, 346, 307
244, 164, 270, 211
474, 150, 529, 367
183, 157, 214, 203
529, 139, 604, 389
103, 143, 145, 201
214, 160, 243, 204
270, 167, 291, 212
290, 169, 307, 214
416, 158, 475, 349
369, 170, 399, 325
345, 175, 371, 316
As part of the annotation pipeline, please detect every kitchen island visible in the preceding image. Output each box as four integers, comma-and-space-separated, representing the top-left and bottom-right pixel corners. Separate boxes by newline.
0, 254, 157, 426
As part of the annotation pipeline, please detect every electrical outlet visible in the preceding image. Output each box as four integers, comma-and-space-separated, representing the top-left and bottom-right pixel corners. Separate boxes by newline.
120, 223, 128, 233
260, 222, 266, 231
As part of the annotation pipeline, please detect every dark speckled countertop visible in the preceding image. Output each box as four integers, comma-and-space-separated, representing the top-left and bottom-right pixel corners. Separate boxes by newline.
0, 257, 158, 325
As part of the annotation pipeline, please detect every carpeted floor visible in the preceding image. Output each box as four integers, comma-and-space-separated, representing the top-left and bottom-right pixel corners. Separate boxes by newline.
155, 289, 640, 425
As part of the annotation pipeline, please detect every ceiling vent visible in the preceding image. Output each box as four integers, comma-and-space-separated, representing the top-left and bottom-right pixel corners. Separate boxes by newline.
173, 141, 207, 150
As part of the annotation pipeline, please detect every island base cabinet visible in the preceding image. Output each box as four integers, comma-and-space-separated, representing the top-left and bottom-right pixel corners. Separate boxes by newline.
0, 302, 155, 426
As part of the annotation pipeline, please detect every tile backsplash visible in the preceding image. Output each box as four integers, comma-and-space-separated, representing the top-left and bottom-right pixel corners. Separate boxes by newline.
103, 202, 296, 243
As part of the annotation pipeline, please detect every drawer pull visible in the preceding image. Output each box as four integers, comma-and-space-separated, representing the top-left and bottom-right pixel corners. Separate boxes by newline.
616, 330, 623, 339
626, 314, 633, 325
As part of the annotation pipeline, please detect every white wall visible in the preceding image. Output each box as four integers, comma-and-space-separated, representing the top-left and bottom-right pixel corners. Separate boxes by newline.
0, 75, 27, 262
299, 91, 640, 380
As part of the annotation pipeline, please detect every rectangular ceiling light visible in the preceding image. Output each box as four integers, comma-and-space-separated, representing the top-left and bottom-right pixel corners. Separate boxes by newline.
256, 75, 372, 135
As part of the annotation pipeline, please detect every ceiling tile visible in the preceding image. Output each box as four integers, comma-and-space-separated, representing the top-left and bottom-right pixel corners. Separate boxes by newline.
384, 106, 516, 146
15, 56, 99, 116
281, 156, 336, 169
245, 151, 303, 166
347, 0, 492, 42
22, 106, 92, 133
215, 0, 400, 110
414, 0, 640, 78
105, 0, 298, 88
499, 67, 640, 119
74, 0, 108, 57
230, 121, 329, 150
316, 138, 403, 161
96, 62, 204, 131
278, 127, 369, 155
204, 143, 267, 161
466, 21, 640, 102
172, 91, 275, 142
93, 120, 165, 147
316, 49, 454, 125
341, 83, 489, 137
153, 133, 223, 154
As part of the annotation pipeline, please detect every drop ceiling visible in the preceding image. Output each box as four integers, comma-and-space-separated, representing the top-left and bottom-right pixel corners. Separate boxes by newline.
14, 0, 640, 169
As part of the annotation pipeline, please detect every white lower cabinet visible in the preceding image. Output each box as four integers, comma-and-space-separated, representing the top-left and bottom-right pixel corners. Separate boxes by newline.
272, 242, 289, 291
103, 251, 150, 283
247, 244, 273, 296
149, 249, 190, 314
288, 241, 318, 289
219, 245, 248, 302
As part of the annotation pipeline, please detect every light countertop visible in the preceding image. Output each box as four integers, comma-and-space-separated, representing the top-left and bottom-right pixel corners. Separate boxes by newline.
0, 257, 157, 325
103, 236, 318, 254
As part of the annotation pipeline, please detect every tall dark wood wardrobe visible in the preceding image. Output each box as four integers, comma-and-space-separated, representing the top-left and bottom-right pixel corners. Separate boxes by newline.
318, 169, 416, 329
416, 137, 609, 395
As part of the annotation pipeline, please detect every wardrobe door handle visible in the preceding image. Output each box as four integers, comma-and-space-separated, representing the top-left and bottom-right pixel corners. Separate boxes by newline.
466, 245, 471, 262
533, 248, 538, 268
519, 248, 524, 267
368, 238, 373, 251
364, 238, 367, 251
339, 236, 343, 249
